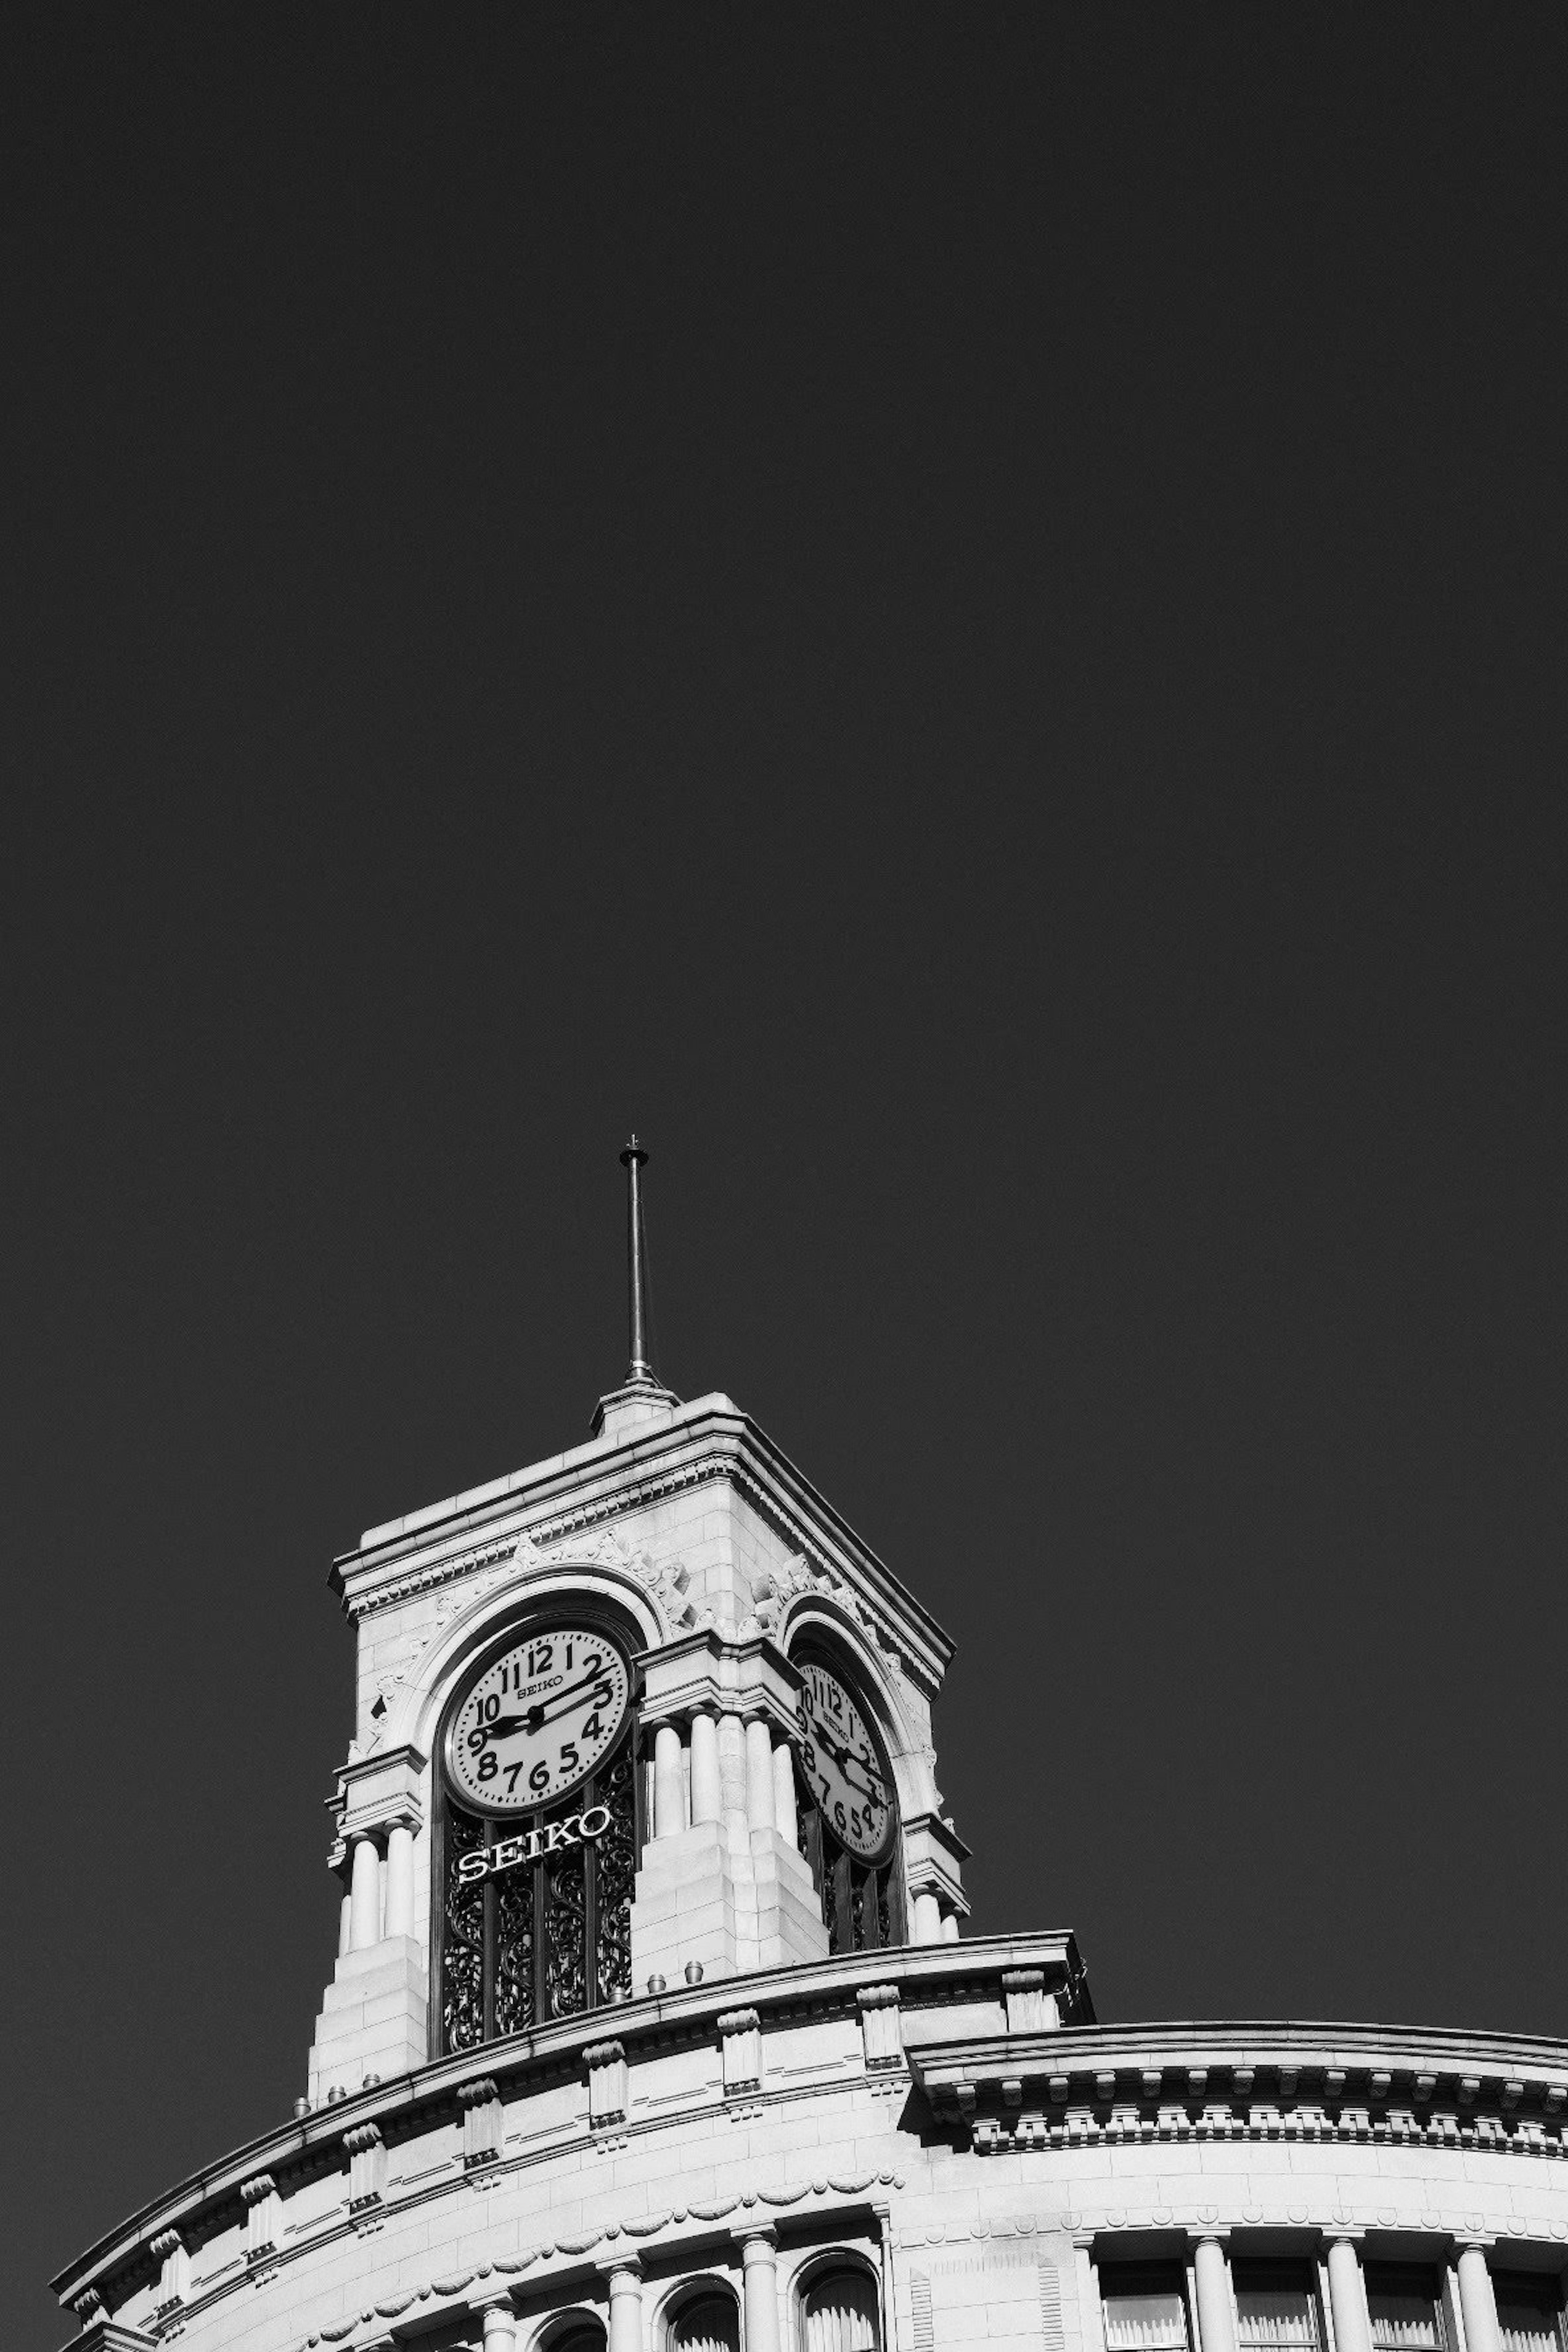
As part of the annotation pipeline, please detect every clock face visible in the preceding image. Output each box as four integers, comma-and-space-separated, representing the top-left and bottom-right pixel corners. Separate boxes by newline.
796, 1658, 894, 1861
445, 1625, 632, 1815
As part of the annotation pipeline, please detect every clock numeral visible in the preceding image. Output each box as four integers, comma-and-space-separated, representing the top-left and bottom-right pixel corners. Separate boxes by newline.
581, 1711, 601, 1741
504, 1761, 524, 1794
818, 1775, 830, 1804
559, 1741, 579, 1774
527, 1640, 554, 1677
481, 1693, 501, 1724
466, 1728, 486, 1755
478, 1750, 498, 1782
833, 1799, 847, 1833
529, 1760, 549, 1793
584, 1650, 603, 1675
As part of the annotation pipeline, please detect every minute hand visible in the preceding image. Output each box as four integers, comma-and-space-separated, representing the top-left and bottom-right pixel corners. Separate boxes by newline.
529, 1670, 618, 1727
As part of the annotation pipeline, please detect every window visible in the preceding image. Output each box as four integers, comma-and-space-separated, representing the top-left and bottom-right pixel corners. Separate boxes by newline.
1494, 2276, 1566, 2352
1233, 2262, 1322, 2352
1366, 2268, 1446, 2352
1099, 2267, 1191, 2352
802, 2267, 880, 2352
670, 2295, 739, 2352
550, 2325, 607, 2352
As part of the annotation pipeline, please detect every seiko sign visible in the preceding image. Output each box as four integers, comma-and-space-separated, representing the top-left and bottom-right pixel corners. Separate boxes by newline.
454, 1802, 614, 1885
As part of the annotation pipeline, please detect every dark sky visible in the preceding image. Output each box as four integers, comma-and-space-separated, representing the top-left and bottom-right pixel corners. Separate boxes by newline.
6, 9, 1568, 2343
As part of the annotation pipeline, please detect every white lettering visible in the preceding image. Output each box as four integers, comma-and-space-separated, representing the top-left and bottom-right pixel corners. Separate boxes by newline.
456, 1804, 624, 1882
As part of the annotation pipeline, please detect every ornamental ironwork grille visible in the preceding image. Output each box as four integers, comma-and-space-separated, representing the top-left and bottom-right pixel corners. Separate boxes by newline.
434, 1736, 638, 2052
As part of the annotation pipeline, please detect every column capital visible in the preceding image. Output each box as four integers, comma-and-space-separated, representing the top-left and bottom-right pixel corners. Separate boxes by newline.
1187, 2229, 1231, 2248
472, 2285, 519, 2313
1454, 2235, 1499, 2256
1324, 2227, 1367, 2247
735, 2219, 780, 2251
601, 2253, 644, 2283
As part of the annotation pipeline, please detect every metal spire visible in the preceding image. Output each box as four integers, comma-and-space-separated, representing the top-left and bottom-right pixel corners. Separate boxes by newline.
619, 1134, 654, 1386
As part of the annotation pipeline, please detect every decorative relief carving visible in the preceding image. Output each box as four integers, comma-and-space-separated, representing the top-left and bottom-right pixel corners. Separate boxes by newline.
343, 2122, 387, 2211
457, 2077, 503, 2169
858, 1982, 904, 2072
718, 2006, 763, 2095
583, 2038, 629, 2127
241, 2173, 281, 2263
151, 2228, 190, 2314
1002, 1969, 1055, 2033
293, 2174, 907, 2348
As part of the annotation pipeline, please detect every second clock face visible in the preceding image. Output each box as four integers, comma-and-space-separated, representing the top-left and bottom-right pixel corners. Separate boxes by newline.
446, 1625, 632, 1815
796, 1658, 894, 1861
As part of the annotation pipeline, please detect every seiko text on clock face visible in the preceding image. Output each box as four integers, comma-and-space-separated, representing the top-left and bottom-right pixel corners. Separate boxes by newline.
797, 1660, 893, 1860
446, 1626, 631, 1813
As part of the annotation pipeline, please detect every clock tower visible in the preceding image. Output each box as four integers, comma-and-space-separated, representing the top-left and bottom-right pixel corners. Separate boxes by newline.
57, 1139, 1568, 2352
305, 1140, 970, 2103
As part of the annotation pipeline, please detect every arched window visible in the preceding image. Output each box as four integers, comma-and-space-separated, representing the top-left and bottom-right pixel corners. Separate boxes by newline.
802, 2269, 880, 2352
548, 2322, 608, 2352
433, 1608, 643, 2051
670, 2291, 740, 2352
791, 1648, 905, 1954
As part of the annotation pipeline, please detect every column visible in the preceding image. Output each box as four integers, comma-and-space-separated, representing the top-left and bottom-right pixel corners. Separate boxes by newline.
740, 2227, 782, 2352
718, 1711, 747, 1824
654, 1725, 686, 1838
607, 2261, 644, 2352
337, 1874, 352, 1959
385, 1822, 416, 1939
1194, 2239, 1236, 2352
1457, 2249, 1503, 2352
1327, 2240, 1373, 2352
690, 1712, 722, 1825
478, 2296, 517, 2352
940, 1907, 960, 1942
773, 1738, 797, 1839
911, 1888, 942, 1944
348, 1833, 381, 1952
745, 1719, 776, 1831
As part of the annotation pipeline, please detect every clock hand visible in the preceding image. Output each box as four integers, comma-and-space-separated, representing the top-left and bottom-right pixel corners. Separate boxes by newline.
529, 1670, 619, 1726
806, 1722, 886, 1805
472, 1671, 617, 1742
470, 1712, 533, 1744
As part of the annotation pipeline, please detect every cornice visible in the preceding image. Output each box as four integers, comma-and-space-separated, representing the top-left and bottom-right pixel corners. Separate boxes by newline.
330, 1396, 954, 1690
51, 1933, 1078, 2311
909, 2018, 1568, 2158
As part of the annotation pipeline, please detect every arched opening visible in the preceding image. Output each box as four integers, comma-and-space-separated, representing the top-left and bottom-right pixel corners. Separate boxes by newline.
801, 2267, 881, 2352
789, 1643, 905, 1954
432, 1603, 644, 2051
547, 2321, 608, 2352
670, 2290, 741, 2352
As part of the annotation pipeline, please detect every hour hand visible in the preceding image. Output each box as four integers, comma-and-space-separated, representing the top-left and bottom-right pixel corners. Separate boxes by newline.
472, 1712, 532, 1743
